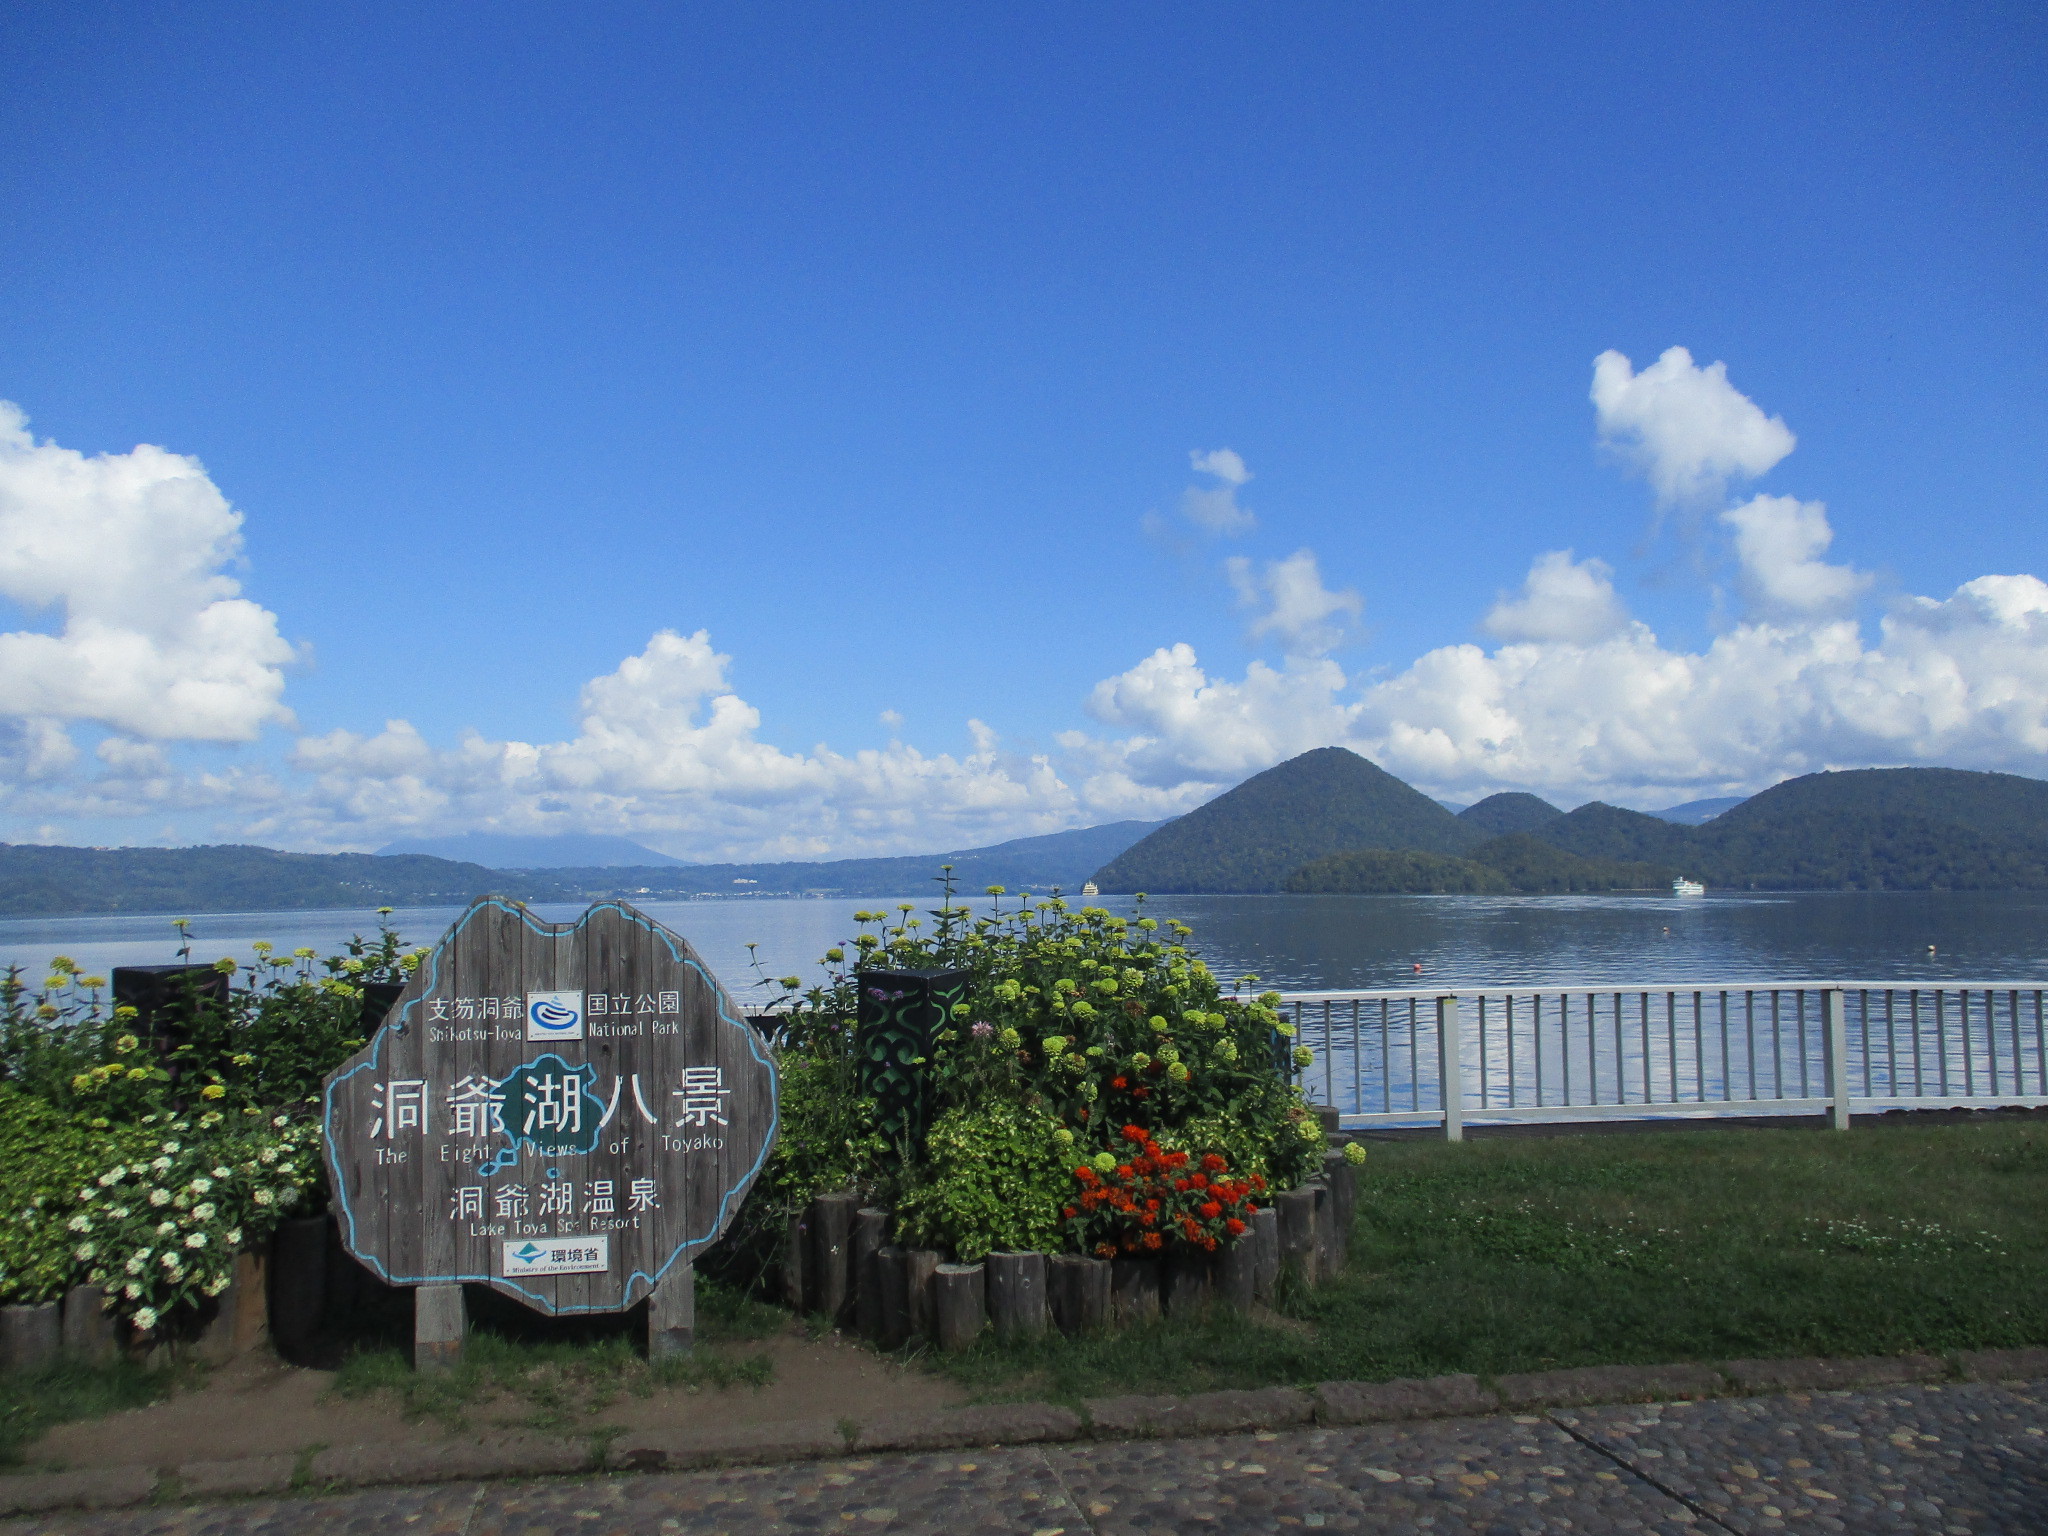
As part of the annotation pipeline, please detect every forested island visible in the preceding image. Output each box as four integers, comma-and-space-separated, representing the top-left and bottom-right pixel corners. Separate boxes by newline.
1091, 750, 2048, 895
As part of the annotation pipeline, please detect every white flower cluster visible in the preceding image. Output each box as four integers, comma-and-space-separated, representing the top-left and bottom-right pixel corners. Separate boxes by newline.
71, 1114, 322, 1331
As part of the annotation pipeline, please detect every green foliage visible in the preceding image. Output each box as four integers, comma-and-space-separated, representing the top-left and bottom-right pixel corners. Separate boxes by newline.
897, 1100, 1070, 1260
761, 884, 1323, 1260
0, 920, 420, 1325
1285, 848, 1510, 894
1093, 746, 1476, 894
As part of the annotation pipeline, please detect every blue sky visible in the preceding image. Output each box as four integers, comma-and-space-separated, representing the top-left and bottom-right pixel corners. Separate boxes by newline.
1, 3, 2043, 858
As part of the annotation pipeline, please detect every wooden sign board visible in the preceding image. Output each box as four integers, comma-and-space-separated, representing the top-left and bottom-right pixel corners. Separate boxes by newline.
322, 898, 776, 1314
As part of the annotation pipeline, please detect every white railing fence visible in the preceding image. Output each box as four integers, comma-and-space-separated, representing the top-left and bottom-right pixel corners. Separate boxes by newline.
1277, 983, 2048, 1139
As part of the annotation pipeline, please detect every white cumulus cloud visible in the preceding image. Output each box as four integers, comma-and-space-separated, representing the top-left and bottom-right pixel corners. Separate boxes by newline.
1483, 550, 1633, 644
1225, 548, 1362, 656
0, 403, 295, 743
1592, 346, 1796, 504
1721, 494, 1872, 617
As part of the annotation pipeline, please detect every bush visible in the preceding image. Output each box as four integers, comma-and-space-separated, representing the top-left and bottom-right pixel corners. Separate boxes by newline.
0, 919, 420, 1328
754, 885, 1325, 1261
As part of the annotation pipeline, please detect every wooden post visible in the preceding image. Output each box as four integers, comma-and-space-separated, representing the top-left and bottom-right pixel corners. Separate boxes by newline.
1110, 1257, 1161, 1323
1312, 1183, 1340, 1277
934, 1263, 985, 1352
268, 1216, 328, 1361
1165, 1248, 1214, 1317
1277, 1187, 1319, 1287
905, 1249, 942, 1339
649, 1262, 694, 1359
1321, 1154, 1356, 1275
852, 1208, 890, 1335
1, 1303, 60, 1373
810, 1192, 859, 1323
1251, 1207, 1280, 1303
985, 1252, 1048, 1339
1216, 1235, 1257, 1312
1824, 988, 1852, 1131
414, 1284, 466, 1372
60, 1286, 116, 1364
781, 1210, 812, 1314
1047, 1254, 1110, 1335
874, 1246, 911, 1349
1438, 995, 1465, 1142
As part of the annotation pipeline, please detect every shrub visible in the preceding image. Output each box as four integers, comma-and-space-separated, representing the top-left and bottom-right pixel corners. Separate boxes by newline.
756, 884, 1324, 1260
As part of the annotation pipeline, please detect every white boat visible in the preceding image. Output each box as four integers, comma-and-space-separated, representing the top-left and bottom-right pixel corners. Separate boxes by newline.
1672, 877, 1705, 896
1080, 881, 1099, 897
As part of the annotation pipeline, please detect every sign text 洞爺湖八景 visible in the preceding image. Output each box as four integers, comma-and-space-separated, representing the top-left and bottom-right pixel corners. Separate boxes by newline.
322, 898, 776, 1314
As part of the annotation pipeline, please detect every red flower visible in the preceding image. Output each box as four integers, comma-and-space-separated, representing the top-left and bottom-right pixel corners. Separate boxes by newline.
1200, 1200, 1223, 1219
1225, 1217, 1247, 1237
1249, 1173, 1267, 1192
1202, 1153, 1228, 1173
1122, 1123, 1147, 1142
1077, 1108, 1090, 1121
1063, 1205, 1078, 1218
1142, 1232, 1163, 1250
1095, 1242, 1117, 1258
1074, 1165, 1098, 1184
1144, 1197, 1161, 1211
1116, 1164, 1134, 1180
1111, 1077, 1128, 1090
1189, 1172, 1209, 1190
1139, 1211, 1156, 1227
1133, 1086, 1151, 1099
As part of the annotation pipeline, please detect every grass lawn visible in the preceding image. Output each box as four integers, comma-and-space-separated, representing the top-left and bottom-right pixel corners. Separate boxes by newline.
926, 1119, 2048, 1403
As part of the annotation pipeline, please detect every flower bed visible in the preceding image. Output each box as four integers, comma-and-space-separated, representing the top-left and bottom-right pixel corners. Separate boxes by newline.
741, 885, 1359, 1319
0, 924, 420, 1342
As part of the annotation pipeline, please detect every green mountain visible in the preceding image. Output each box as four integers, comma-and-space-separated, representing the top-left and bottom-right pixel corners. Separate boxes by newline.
1285, 848, 1508, 894
1531, 768, 2048, 891
1456, 792, 1563, 837
1091, 747, 1474, 894
0, 819, 1167, 917
1533, 802, 1699, 866
1283, 833, 1672, 895
0, 844, 529, 918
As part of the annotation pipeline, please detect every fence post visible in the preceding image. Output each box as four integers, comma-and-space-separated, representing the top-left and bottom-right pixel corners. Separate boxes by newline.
1437, 995, 1464, 1142
1824, 987, 1852, 1131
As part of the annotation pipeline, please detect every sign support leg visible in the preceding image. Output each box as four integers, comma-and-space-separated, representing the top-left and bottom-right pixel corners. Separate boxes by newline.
415, 1283, 466, 1372
650, 1261, 695, 1359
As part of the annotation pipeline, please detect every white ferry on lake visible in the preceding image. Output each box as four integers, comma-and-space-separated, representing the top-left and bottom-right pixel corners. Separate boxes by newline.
1672, 877, 1705, 896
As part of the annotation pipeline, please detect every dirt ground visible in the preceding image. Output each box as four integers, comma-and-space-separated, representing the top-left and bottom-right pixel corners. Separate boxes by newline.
19, 1329, 966, 1474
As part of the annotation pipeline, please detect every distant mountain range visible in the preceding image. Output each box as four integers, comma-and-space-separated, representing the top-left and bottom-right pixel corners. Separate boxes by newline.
1092, 751, 2048, 894
0, 820, 1163, 917
376, 833, 689, 867
9, 754, 2044, 916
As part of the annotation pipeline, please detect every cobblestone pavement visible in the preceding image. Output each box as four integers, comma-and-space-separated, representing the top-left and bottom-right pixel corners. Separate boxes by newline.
4, 1378, 2042, 1535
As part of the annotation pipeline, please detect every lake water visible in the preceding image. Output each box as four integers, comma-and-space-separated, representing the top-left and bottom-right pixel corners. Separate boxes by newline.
4, 889, 2044, 1004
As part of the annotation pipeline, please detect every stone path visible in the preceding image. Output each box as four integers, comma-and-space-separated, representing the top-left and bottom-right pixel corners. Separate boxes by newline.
4, 1377, 2042, 1535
